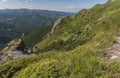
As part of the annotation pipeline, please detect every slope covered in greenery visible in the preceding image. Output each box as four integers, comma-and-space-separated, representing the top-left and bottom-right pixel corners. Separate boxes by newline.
0, 0, 120, 78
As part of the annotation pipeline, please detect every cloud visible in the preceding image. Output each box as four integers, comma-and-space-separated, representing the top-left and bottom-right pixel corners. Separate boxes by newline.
65, 5, 84, 10
25, 0, 32, 3
2, 0, 7, 2
25, 1, 29, 3
63, 5, 89, 12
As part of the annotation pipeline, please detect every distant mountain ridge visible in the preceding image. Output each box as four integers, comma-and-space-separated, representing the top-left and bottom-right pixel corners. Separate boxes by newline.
0, 9, 74, 16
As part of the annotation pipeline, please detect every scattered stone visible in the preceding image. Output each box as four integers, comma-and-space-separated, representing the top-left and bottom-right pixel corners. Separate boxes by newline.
107, 0, 115, 2
72, 34, 79, 41
104, 37, 120, 61
110, 55, 118, 60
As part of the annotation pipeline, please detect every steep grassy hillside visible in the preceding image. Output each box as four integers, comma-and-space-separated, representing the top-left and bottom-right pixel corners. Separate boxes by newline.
35, 0, 120, 53
0, 0, 120, 78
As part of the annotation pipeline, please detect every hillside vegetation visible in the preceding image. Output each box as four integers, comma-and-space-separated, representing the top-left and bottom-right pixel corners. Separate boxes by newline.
0, 0, 120, 78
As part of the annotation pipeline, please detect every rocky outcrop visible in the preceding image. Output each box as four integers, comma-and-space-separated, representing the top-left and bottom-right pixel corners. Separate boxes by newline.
108, 0, 115, 2
50, 16, 64, 34
43, 16, 68, 39
104, 37, 120, 61
2, 38, 25, 52
0, 37, 35, 63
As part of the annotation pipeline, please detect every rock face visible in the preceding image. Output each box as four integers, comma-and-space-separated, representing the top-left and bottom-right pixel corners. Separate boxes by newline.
50, 17, 64, 34
0, 38, 35, 63
2, 38, 25, 52
43, 16, 67, 39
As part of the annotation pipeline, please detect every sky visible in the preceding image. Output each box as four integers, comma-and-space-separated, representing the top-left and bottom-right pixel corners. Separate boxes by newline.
0, 0, 107, 12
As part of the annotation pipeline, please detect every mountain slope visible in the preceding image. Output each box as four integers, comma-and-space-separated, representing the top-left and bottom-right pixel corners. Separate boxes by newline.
35, 0, 120, 53
0, 0, 120, 78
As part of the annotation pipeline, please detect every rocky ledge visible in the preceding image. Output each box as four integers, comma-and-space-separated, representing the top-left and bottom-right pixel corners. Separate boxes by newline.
0, 38, 35, 63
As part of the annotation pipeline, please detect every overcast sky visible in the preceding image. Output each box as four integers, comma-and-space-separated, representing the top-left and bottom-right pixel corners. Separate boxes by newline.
0, 0, 107, 12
